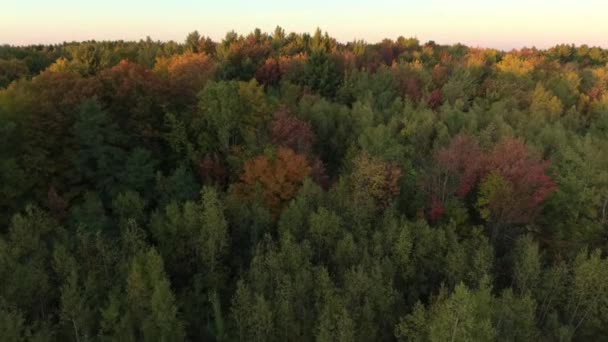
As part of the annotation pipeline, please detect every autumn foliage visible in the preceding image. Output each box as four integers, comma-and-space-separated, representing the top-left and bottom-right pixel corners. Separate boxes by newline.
154, 52, 215, 105
237, 147, 311, 213
100, 60, 162, 100
352, 152, 402, 209
428, 134, 556, 224
12, 70, 100, 181
268, 108, 330, 188
198, 154, 228, 187
255, 58, 282, 86
4, 28, 608, 342
278, 53, 307, 82
433, 134, 485, 200
269, 108, 316, 155
428, 88, 442, 109
481, 138, 557, 224
98, 60, 164, 138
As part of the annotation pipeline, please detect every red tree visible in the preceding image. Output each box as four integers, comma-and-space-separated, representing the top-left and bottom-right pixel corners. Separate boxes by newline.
47, 186, 68, 222
588, 86, 602, 102
435, 134, 485, 199
391, 64, 423, 102
426, 135, 556, 224
255, 58, 282, 86
484, 138, 556, 219
310, 157, 330, 190
432, 64, 449, 87
428, 196, 446, 223
269, 109, 316, 155
378, 39, 396, 66
425, 134, 483, 221
198, 154, 228, 187
428, 88, 442, 110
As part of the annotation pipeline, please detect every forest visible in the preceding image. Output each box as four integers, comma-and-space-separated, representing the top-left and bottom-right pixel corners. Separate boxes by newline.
0, 27, 607, 341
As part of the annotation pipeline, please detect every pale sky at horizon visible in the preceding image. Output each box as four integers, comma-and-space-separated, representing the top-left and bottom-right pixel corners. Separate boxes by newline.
1, 0, 607, 50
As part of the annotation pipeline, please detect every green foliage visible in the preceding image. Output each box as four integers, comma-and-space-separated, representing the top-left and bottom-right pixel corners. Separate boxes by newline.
197, 80, 243, 151
512, 234, 541, 295
441, 67, 478, 108
119, 148, 157, 195
0, 207, 63, 328
200, 186, 229, 278
196, 79, 271, 153
402, 278, 496, 342
100, 247, 185, 341
494, 289, 539, 341
476, 171, 512, 222
395, 302, 427, 342
304, 51, 342, 98
71, 100, 126, 195
0, 302, 28, 342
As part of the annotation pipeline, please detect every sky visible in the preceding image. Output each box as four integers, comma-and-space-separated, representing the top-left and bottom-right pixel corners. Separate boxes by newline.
1, 0, 607, 50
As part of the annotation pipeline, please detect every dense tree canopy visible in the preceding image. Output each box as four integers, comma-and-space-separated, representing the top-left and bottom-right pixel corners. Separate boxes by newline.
1, 28, 608, 341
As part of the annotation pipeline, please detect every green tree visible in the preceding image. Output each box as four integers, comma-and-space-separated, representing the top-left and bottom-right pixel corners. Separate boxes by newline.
0, 206, 64, 331
565, 249, 608, 339
185, 31, 201, 53
199, 186, 229, 285
493, 289, 539, 341
304, 51, 342, 98
102, 248, 184, 341
427, 279, 495, 342
187, 78, 272, 158
71, 100, 126, 195
512, 234, 541, 295
0, 300, 29, 342
395, 302, 427, 342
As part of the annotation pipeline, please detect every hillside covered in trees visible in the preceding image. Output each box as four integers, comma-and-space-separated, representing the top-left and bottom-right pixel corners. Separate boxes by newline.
1, 28, 608, 341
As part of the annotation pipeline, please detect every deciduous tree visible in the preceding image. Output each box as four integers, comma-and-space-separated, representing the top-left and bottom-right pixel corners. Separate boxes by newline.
237, 147, 311, 214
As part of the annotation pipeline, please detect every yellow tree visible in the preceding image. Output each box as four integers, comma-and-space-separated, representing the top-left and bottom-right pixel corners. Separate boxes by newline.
351, 152, 402, 210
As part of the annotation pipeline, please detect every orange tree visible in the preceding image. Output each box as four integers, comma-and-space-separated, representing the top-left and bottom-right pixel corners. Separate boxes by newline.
236, 147, 311, 215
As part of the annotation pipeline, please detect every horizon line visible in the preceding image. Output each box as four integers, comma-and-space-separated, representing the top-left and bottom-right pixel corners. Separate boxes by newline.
2, 29, 606, 53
